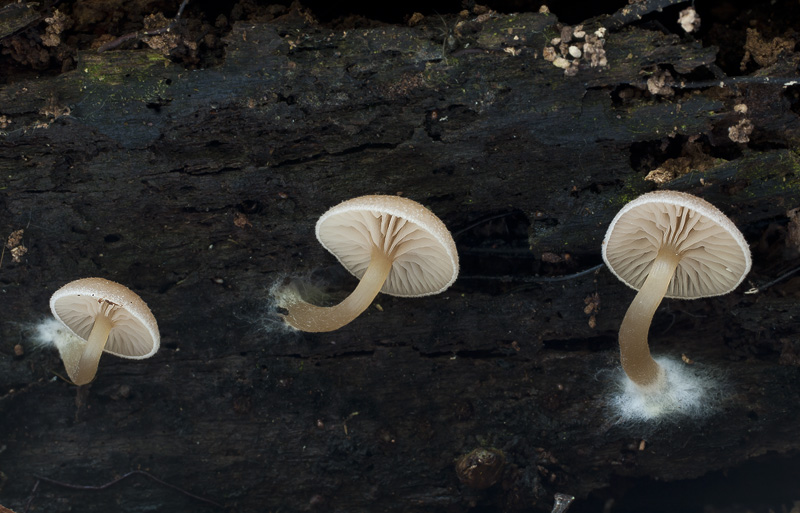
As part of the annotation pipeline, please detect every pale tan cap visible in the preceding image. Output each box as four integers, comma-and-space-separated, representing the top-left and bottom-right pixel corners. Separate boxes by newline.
50, 277, 160, 358
315, 195, 459, 297
602, 190, 751, 299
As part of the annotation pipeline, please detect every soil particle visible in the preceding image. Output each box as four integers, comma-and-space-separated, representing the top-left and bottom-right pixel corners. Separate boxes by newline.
740, 27, 796, 70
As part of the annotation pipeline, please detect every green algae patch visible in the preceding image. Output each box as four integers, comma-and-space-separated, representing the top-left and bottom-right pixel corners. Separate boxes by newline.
476, 12, 555, 50
78, 50, 172, 102
672, 150, 800, 192
611, 95, 722, 142
56, 50, 182, 148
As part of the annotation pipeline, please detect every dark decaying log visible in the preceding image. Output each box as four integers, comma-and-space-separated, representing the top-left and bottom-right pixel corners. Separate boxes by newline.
1, 6, 800, 513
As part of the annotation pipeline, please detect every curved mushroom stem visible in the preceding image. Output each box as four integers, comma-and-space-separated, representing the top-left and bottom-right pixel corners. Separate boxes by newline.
71, 309, 114, 386
281, 250, 393, 332
619, 247, 681, 390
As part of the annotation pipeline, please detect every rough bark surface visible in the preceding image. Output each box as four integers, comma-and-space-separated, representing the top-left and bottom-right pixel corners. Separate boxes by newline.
1, 5, 800, 513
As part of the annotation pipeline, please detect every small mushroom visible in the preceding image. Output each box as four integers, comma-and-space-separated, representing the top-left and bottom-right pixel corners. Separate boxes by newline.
602, 191, 751, 390
279, 195, 459, 332
49, 277, 160, 385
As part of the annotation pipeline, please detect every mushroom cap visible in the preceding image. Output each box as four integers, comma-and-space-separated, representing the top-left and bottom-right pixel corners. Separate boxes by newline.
315, 195, 459, 297
602, 190, 751, 299
49, 277, 160, 359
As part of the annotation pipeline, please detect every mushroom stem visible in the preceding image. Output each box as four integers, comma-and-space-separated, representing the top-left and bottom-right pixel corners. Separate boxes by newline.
71, 311, 114, 385
282, 250, 393, 332
618, 247, 681, 389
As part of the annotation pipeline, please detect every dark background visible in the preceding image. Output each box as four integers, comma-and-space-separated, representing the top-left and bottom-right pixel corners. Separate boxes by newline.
1, 0, 799, 512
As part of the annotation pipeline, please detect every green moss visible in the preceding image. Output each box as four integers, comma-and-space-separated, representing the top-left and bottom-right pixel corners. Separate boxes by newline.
613, 96, 722, 140
730, 151, 800, 198
609, 175, 651, 208
78, 51, 171, 104
476, 12, 555, 49
624, 151, 800, 207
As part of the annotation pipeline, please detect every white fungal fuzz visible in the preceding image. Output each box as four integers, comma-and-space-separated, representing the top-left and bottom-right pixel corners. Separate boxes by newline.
31, 318, 87, 375
608, 356, 727, 423
265, 274, 333, 335
31, 318, 83, 352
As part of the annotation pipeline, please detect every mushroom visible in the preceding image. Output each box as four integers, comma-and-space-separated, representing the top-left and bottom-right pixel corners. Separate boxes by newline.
602, 191, 751, 391
279, 195, 459, 332
49, 277, 160, 385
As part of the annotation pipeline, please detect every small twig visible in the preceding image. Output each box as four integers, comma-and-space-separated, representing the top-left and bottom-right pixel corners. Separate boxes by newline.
434, 12, 452, 66
342, 411, 360, 435
97, 0, 190, 52
50, 368, 73, 384
461, 263, 604, 283
96, 32, 140, 52
453, 212, 518, 238
173, 0, 189, 19
660, 310, 677, 335
30, 470, 223, 509
744, 265, 800, 295
23, 478, 39, 513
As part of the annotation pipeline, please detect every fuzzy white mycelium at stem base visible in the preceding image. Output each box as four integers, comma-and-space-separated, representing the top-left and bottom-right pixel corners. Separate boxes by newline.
608, 356, 727, 423
279, 250, 393, 332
